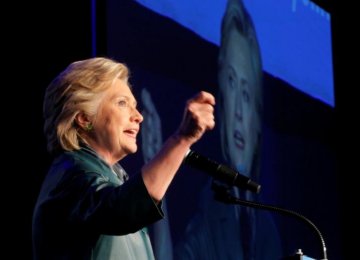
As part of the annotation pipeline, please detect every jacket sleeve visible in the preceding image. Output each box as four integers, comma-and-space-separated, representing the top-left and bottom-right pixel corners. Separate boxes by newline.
51, 169, 164, 235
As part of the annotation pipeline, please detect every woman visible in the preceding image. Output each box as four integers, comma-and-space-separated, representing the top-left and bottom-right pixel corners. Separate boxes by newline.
32, 57, 215, 260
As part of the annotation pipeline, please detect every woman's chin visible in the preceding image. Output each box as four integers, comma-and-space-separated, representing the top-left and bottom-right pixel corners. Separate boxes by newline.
124, 145, 138, 155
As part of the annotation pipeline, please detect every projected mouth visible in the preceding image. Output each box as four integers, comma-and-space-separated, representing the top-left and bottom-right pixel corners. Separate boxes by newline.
234, 130, 245, 150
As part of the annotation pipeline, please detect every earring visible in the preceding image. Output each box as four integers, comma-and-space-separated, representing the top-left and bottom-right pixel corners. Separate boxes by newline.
84, 123, 93, 131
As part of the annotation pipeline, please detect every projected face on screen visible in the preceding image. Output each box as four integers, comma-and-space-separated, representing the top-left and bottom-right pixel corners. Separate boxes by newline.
218, 0, 262, 178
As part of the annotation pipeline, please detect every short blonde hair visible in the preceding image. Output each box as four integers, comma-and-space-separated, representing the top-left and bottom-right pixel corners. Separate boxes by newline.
43, 57, 129, 154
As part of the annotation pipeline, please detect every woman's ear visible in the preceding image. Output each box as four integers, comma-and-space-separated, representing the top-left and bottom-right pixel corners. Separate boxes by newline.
75, 113, 92, 131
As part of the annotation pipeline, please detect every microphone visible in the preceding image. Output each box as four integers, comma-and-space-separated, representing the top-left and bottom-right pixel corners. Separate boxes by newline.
184, 150, 261, 193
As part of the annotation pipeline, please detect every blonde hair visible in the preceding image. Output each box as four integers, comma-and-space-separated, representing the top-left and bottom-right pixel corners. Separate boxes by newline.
43, 57, 129, 154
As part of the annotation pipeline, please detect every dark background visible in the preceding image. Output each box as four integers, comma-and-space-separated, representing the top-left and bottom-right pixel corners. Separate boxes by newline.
4, 0, 353, 259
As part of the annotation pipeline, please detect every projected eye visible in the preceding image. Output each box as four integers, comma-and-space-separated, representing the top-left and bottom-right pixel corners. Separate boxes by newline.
228, 72, 237, 90
242, 90, 250, 103
240, 79, 250, 103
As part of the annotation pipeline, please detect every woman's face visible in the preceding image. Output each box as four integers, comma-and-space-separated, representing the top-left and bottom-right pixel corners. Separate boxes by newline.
90, 78, 143, 164
219, 29, 260, 176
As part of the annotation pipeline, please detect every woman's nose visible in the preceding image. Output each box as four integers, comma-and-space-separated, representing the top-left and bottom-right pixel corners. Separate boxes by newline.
132, 108, 144, 123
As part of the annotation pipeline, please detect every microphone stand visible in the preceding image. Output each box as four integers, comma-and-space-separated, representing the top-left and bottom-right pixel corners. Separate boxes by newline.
211, 181, 328, 260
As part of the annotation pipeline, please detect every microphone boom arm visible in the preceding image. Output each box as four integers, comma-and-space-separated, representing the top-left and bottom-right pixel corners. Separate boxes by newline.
212, 181, 328, 260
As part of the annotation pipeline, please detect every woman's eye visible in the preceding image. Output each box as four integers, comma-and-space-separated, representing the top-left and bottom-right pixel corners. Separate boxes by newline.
118, 100, 128, 107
